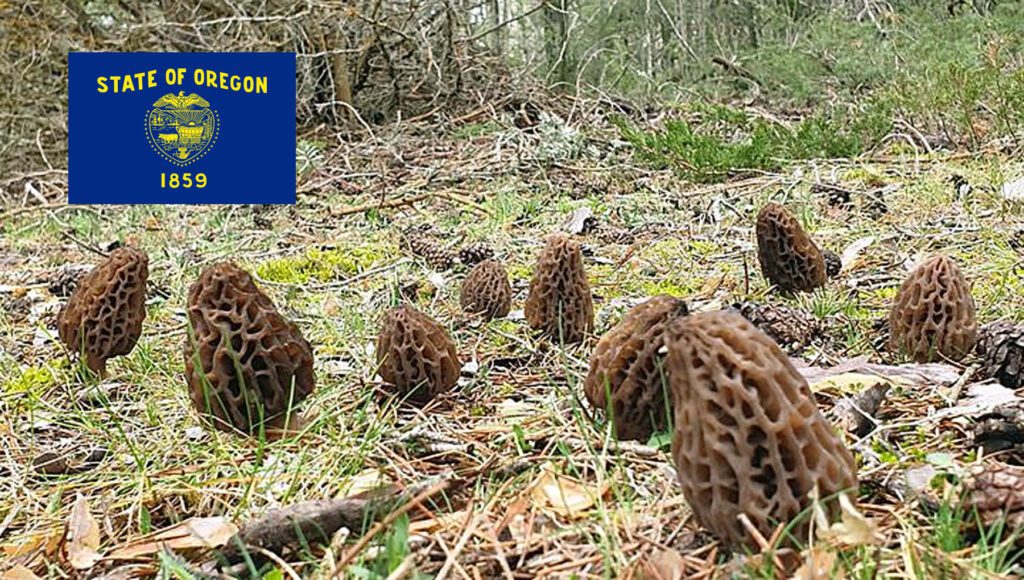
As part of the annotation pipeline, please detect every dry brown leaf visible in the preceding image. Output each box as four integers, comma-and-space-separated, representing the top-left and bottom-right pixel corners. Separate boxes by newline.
789, 549, 842, 580
66, 494, 102, 570
530, 467, 607, 519
630, 548, 687, 580
814, 492, 880, 547
108, 517, 238, 559
1, 529, 62, 561
0, 566, 43, 580
337, 467, 388, 498
839, 236, 874, 269
409, 509, 470, 534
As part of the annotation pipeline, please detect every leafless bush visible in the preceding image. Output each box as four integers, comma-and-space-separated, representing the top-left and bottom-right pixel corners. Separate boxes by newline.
0, 1, 510, 189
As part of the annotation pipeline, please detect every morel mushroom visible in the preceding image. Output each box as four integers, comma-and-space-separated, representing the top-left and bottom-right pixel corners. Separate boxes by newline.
524, 234, 594, 343
667, 310, 857, 550
756, 203, 827, 293
888, 254, 976, 363
376, 305, 460, 404
184, 263, 315, 435
57, 246, 149, 376
460, 259, 512, 320
584, 295, 689, 441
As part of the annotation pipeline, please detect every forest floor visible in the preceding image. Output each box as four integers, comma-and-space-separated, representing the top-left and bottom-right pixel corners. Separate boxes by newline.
3, 94, 1024, 578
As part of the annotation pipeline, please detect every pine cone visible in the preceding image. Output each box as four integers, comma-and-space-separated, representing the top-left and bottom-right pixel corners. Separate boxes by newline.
402, 229, 456, 270
1009, 229, 1024, 251
978, 321, 1024, 389
735, 302, 821, 353
863, 191, 888, 218
961, 462, 1024, 533
458, 242, 495, 266
973, 400, 1024, 459
823, 249, 842, 278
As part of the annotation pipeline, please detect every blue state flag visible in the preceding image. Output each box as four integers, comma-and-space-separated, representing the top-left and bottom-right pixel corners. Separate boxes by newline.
69, 52, 296, 204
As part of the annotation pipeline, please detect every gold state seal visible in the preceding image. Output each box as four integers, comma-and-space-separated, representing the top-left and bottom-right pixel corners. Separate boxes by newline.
145, 91, 219, 166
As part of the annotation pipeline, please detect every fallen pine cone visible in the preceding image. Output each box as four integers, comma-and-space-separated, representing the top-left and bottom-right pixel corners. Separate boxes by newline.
961, 462, 1024, 535
401, 227, 456, 270
458, 242, 495, 266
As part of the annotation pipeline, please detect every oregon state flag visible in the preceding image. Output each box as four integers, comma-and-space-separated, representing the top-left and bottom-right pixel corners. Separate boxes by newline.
69, 52, 296, 204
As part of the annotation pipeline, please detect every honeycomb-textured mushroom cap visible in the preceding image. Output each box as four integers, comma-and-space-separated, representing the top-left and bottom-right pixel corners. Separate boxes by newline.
667, 310, 858, 550
376, 305, 460, 404
460, 259, 512, 320
584, 295, 689, 441
756, 203, 827, 293
57, 246, 149, 376
524, 234, 594, 343
183, 262, 315, 435
888, 254, 976, 363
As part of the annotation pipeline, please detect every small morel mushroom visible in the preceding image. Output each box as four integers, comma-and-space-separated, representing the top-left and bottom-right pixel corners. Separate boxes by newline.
376, 305, 460, 403
184, 263, 315, 435
756, 203, 827, 293
977, 321, 1024, 389
667, 310, 858, 550
888, 254, 976, 363
524, 234, 594, 343
584, 295, 689, 442
57, 246, 149, 376
460, 259, 512, 320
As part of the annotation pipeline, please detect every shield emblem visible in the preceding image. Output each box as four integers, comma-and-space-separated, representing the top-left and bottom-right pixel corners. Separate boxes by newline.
145, 91, 219, 166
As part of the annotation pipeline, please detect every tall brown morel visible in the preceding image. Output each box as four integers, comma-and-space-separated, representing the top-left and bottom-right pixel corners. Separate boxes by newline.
888, 254, 977, 363
460, 259, 512, 320
667, 310, 858, 550
376, 305, 460, 404
584, 295, 689, 442
756, 202, 827, 293
57, 246, 149, 376
184, 263, 315, 435
524, 234, 594, 343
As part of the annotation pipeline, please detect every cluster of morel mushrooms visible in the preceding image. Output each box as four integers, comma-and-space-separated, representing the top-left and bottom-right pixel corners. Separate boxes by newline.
56, 201, 1001, 553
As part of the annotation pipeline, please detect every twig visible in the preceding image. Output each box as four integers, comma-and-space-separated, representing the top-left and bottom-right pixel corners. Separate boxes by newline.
435, 507, 480, 580
333, 478, 452, 573
711, 56, 762, 87
439, 191, 492, 217
0, 202, 66, 222
461, 3, 546, 43
60, 231, 109, 258
217, 476, 452, 566
331, 193, 431, 217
